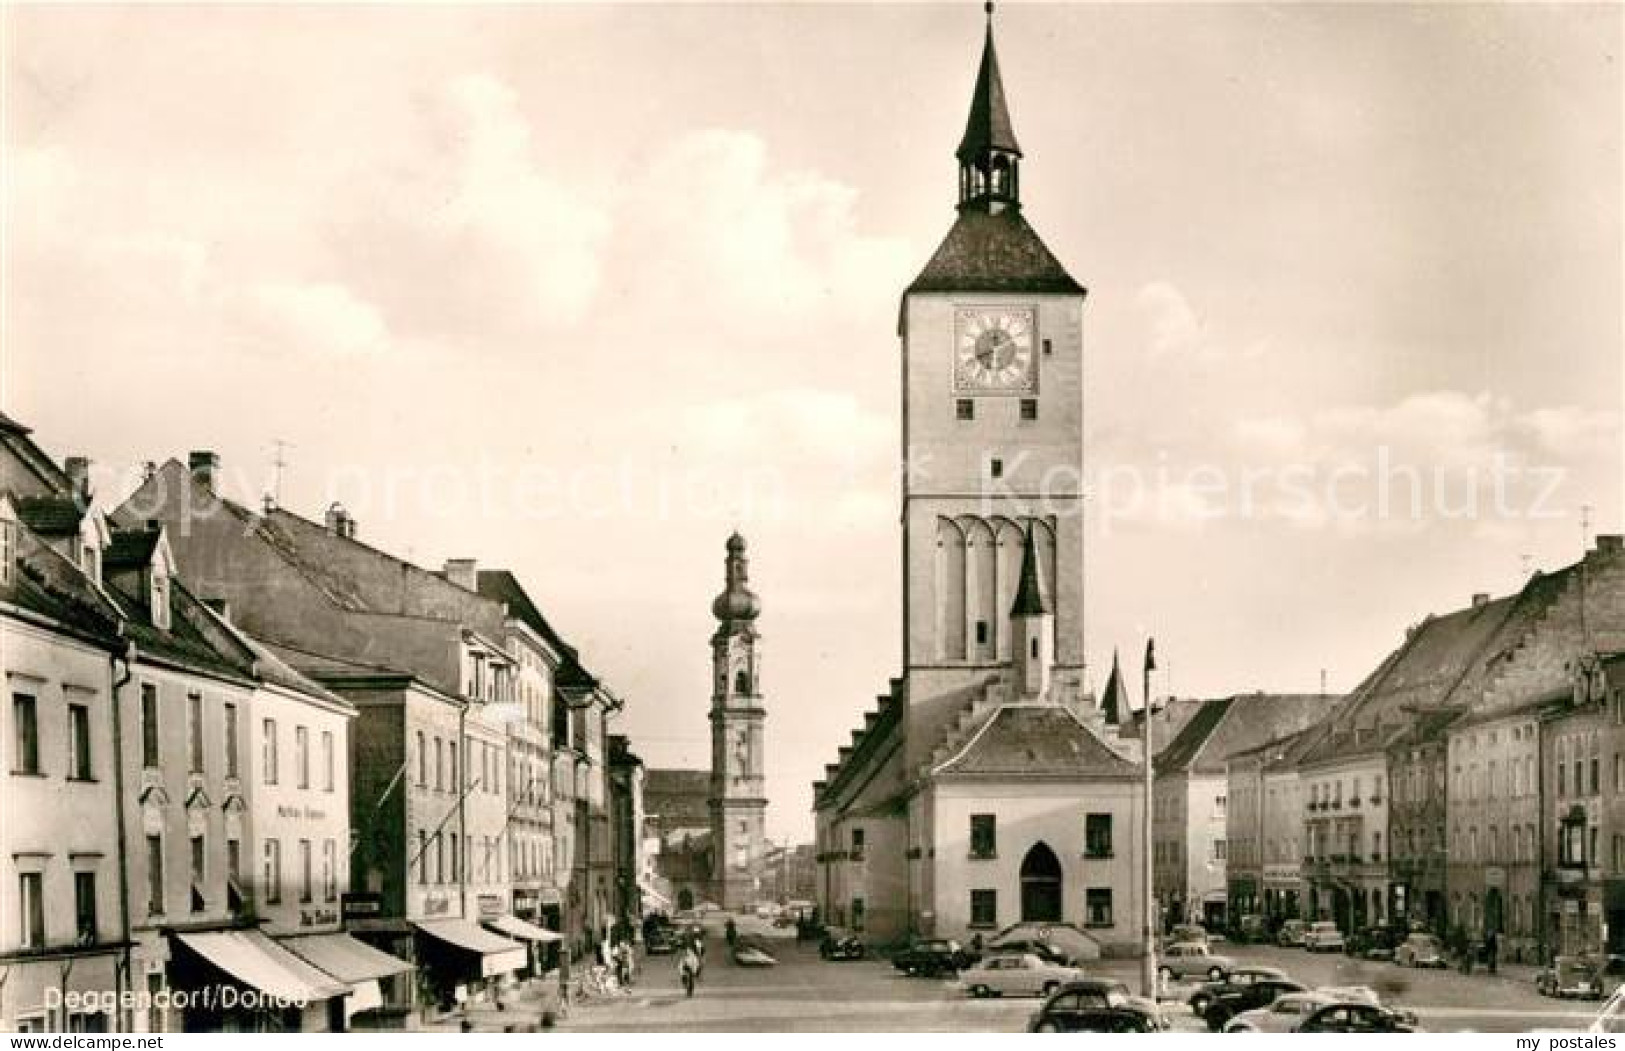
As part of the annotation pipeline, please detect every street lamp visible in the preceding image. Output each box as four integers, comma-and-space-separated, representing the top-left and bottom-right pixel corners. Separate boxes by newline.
1140, 638, 1158, 999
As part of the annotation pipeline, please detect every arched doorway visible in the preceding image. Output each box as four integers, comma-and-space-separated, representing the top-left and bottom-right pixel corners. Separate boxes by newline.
1485, 888, 1504, 935
1020, 842, 1063, 922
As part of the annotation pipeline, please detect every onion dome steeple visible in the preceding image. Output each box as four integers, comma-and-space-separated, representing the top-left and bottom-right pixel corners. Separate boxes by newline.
958, 3, 1023, 214
712, 532, 762, 629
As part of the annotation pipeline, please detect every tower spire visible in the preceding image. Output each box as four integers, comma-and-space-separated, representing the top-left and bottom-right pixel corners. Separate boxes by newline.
957, 2, 1023, 213
1010, 522, 1051, 616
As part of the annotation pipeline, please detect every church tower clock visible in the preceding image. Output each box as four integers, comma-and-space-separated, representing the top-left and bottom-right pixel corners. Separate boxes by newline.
898, 3, 1088, 770
708, 532, 767, 908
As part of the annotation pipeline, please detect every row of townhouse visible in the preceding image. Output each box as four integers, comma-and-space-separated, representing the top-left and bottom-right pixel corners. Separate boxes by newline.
1225, 534, 1625, 966
0, 413, 649, 1032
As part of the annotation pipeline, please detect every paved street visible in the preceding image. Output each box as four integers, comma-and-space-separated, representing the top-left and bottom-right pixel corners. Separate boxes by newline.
545, 916, 1609, 1033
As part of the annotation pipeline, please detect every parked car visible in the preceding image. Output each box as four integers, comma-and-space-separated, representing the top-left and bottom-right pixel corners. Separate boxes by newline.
1168, 923, 1211, 947
1203, 979, 1309, 1031
892, 938, 979, 977
644, 924, 679, 955
990, 938, 1074, 967
1346, 925, 1402, 961
1186, 965, 1290, 1017
1303, 921, 1346, 953
1157, 942, 1235, 981
1027, 980, 1160, 1033
989, 922, 1100, 964
1276, 919, 1309, 948
1223, 992, 1339, 1033
959, 952, 1084, 998
1295, 1001, 1420, 1033
1394, 933, 1447, 968
1539, 956, 1608, 1000
1232, 914, 1269, 944
733, 937, 777, 967
819, 927, 866, 961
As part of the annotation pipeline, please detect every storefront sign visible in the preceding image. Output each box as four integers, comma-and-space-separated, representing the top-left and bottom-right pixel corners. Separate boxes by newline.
341, 893, 382, 920
478, 894, 504, 918
423, 894, 451, 916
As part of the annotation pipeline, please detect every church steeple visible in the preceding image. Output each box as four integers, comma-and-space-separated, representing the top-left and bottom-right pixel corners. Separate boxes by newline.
957, 3, 1023, 215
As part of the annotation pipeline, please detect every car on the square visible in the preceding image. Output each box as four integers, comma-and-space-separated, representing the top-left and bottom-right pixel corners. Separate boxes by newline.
1303, 921, 1346, 953
1276, 919, 1309, 948
644, 924, 679, 955
1156, 942, 1234, 981
1232, 914, 1269, 944
1223, 992, 1337, 1033
1346, 925, 1402, 961
892, 938, 979, 977
960, 952, 1084, 998
1201, 978, 1308, 1031
989, 922, 1100, 964
1539, 956, 1609, 1000
989, 937, 1074, 967
1294, 1001, 1420, 1033
819, 927, 866, 961
1168, 923, 1211, 947
1027, 980, 1161, 1032
1393, 932, 1447, 968
1186, 965, 1290, 1017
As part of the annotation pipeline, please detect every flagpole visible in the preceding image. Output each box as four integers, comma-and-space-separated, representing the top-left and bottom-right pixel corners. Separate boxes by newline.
1141, 638, 1157, 1000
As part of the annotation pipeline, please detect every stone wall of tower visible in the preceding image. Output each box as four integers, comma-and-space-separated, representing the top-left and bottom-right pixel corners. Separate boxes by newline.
900, 292, 1087, 769
707, 536, 769, 909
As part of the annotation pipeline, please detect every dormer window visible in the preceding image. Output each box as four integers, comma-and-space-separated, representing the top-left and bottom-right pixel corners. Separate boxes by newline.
151, 571, 171, 631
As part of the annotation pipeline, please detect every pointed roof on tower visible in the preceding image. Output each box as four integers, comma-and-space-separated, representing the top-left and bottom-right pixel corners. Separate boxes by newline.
1009, 524, 1050, 617
957, 4, 1022, 163
1099, 649, 1129, 726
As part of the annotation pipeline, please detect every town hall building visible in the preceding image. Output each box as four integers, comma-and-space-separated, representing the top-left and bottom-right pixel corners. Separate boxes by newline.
812, 8, 1143, 955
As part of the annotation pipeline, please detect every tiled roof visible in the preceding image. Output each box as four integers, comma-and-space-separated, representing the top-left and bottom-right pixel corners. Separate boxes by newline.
238, 633, 352, 708
1157, 693, 1338, 776
104, 527, 161, 570
1009, 526, 1050, 617
476, 569, 576, 661
937, 704, 1138, 778
4, 526, 123, 644
904, 208, 1084, 297
1300, 572, 1577, 766
258, 638, 413, 681
102, 572, 256, 683
16, 494, 86, 536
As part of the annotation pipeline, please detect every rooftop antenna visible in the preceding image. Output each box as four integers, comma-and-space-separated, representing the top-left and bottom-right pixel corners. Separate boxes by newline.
270, 438, 294, 508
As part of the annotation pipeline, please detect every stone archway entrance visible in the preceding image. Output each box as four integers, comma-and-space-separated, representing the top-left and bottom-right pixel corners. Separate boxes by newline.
1020, 842, 1063, 923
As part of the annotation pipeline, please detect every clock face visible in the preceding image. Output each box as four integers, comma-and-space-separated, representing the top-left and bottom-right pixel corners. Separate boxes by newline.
955, 307, 1037, 393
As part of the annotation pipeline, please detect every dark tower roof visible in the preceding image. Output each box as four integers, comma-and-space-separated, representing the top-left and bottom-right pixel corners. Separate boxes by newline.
1010, 524, 1051, 617
712, 532, 761, 625
957, 10, 1022, 163
1099, 649, 1128, 726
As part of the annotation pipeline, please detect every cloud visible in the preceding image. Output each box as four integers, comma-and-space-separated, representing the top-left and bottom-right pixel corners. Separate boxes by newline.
326, 73, 611, 340
240, 281, 389, 357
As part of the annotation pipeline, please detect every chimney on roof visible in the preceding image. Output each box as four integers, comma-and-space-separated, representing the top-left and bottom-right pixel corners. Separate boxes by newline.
63, 457, 91, 505
1472, 593, 1490, 608
189, 450, 220, 492
324, 502, 356, 539
1594, 535, 1623, 558
443, 558, 477, 591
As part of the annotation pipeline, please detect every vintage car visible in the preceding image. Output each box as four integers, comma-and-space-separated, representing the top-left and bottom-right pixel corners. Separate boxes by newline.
1223, 992, 1340, 1033
1027, 980, 1161, 1033
1186, 966, 1291, 1017
989, 922, 1100, 964
1232, 914, 1270, 944
1394, 933, 1448, 968
1303, 921, 1346, 953
1346, 925, 1403, 961
959, 952, 1085, 998
1539, 956, 1609, 1000
1276, 919, 1310, 947
892, 938, 979, 977
1202, 979, 1310, 1031
818, 927, 866, 961
1156, 942, 1235, 981
1295, 1001, 1420, 1033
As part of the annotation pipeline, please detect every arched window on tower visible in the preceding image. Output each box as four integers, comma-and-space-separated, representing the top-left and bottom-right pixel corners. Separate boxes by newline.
735, 670, 751, 695
991, 155, 1009, 197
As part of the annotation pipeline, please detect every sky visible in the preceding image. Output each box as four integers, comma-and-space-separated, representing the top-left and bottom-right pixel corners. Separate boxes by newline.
4, 2, 1621, 844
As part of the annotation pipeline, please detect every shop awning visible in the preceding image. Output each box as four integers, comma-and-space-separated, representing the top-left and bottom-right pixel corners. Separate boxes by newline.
176, 930, 349, 1003
413, 919, 527, 978
280, 932, 412, 983
484, 913, 563, 943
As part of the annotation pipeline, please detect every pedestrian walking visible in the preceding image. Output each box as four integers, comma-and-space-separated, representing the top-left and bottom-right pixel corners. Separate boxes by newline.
1486, 930, 1499, 975
679, 944, 701, 998
725, 918, 738, 948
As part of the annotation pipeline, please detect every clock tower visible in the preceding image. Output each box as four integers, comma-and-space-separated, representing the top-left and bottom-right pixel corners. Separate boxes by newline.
708, 532, 767, 908
898, 3, 1088, 770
